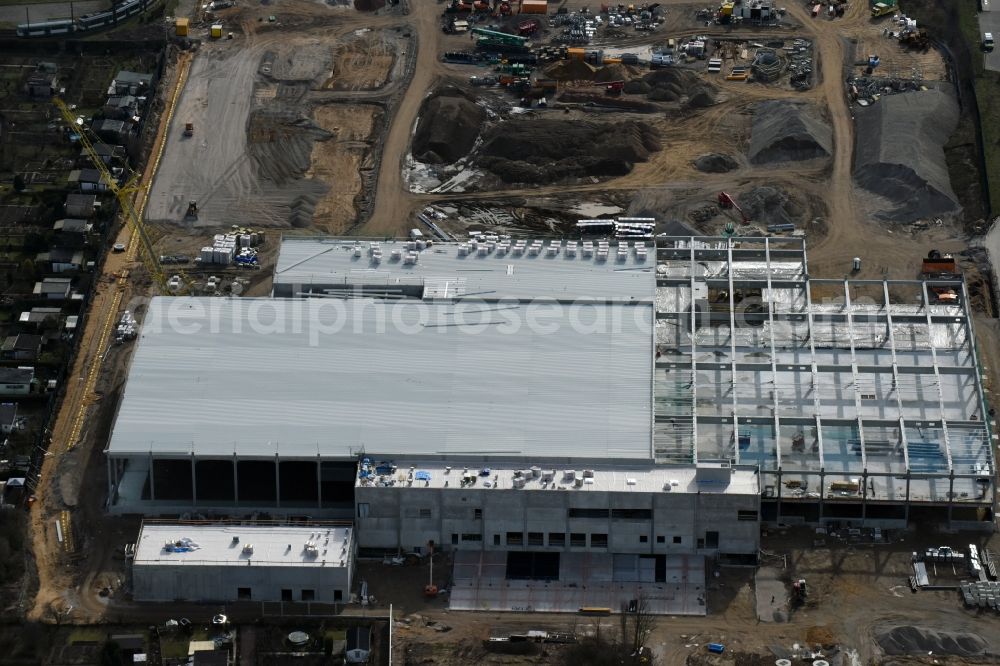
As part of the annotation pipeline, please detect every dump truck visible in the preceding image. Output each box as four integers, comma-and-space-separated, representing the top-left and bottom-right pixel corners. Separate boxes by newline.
183, 122, 194, 137
871, 1, 896, 16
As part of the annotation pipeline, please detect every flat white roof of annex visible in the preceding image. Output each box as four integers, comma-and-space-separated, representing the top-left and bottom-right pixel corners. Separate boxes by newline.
273, 238, 656, 303
106, 297, 654, 461
134, 523, 352, 568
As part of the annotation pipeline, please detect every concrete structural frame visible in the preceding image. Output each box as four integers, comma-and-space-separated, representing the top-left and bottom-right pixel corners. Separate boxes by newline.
654, 237, 995, 529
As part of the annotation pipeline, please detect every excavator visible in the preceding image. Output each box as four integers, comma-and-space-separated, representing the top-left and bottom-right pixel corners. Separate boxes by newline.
717, 191, 749, 236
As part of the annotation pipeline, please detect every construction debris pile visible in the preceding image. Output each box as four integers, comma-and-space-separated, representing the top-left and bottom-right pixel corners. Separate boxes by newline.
848, 70, 926, 107
412, 87, 486, 164
854, 87, 960, 222
476, 119, 660, 184
749, 100, 831, 164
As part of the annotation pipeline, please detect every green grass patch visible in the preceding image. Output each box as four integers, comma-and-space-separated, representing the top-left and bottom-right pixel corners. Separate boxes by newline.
67, 627, 106, 645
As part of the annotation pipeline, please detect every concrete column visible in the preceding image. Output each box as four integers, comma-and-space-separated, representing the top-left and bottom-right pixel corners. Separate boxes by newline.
861, 468, 868, 525
904, 471, 911, 524
818, 468, 825, 523
275, 453, 281, 509
149, 452, 156, 501
947, 470, 955, 528
775, 467, 782, 523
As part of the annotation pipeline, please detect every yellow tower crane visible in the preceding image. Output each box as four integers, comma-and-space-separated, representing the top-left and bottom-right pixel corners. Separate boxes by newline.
52, 97, 192, 293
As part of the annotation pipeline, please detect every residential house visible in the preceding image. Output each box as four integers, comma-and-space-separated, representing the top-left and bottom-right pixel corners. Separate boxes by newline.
93, 119, 131, 144
110, 70, 153, 95
1, 333, 42, 361
53, 219, 93, 235
79, 143, 125, 168
19, 307, 63, 330
0, 367, 33, 397
68, 168, 111, 193
36, 248, 84, 273
0, 403, 19, 434
33, 277, 72, 301
104, 94, 140, 121
65, 194, 98, 218
345, 627, 372, 664
24, 72, 58, 98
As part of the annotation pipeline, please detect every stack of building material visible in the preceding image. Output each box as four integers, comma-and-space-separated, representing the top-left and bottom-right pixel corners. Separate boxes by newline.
960, 581, 1000, 611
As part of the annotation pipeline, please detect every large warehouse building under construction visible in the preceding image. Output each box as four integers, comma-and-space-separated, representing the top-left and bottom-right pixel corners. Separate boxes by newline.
109, 236, 995, 611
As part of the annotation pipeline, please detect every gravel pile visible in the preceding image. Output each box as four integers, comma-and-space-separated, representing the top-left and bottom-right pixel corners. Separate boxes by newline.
477, 119, 660, 184
749, 100, 831, 164
412, 87, 486, 164
877, 626, 990, 657
854, 87, 960, 221
693, 153, 739, 173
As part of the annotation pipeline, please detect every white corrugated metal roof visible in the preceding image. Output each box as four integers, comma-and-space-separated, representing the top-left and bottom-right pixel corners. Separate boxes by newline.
273, 238, 656, 303
107, 297, 654, 461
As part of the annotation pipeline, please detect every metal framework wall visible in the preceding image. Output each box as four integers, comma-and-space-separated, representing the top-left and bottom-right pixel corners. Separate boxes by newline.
653, 237, 995, 526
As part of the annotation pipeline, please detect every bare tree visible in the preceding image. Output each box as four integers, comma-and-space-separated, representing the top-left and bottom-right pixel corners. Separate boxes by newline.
619, 594, 655, 664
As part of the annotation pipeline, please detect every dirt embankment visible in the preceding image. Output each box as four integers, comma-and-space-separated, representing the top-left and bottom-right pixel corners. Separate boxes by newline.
477, 119, 661, 185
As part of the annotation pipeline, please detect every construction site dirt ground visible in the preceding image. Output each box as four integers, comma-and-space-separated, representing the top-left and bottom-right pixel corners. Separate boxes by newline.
22, 0, 1000, 662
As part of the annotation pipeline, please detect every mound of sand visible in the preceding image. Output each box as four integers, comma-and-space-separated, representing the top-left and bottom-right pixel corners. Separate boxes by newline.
412, 87, 486, 164
593, 63, 638, 82
749, 100, 831, 164
545, 59, 597, 80
877, 626, 990, 657
854, 87, 960, 222
694, 153, 739, 173
477, 119, 660, 184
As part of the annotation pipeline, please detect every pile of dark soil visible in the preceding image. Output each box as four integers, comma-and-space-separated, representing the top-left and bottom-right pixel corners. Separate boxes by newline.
477, 119, 660, 184
623, 79, 652, 94
640, 68, 716, 106
693, 153, 739, 173
544, 59, 597, 80
876, 626, 990, 657
412, 87, 486, 164
855, 87, 960, 221
737, 186, 802, 227
749, 100, 831, 164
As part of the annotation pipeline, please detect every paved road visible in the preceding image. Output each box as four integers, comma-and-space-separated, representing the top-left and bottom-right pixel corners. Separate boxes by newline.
0, 1, 107, 25
978, 9, 1000, 71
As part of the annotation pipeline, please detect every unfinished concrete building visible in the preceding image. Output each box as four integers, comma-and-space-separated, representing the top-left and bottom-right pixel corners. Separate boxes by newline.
107, 236, 994, 612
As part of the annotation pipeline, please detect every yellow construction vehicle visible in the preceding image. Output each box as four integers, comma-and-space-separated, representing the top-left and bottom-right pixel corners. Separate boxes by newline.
53, 97, 193, 294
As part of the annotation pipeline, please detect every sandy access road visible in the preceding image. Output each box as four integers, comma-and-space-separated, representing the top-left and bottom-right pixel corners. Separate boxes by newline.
27, 53, 193, 623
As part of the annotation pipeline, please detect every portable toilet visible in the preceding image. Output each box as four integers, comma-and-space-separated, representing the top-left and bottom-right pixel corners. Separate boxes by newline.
211, 24, 223, 38
175, 18, 189, 36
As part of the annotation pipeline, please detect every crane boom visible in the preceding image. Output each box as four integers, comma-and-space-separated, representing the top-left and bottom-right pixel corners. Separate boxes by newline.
53, 97, 179, 292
